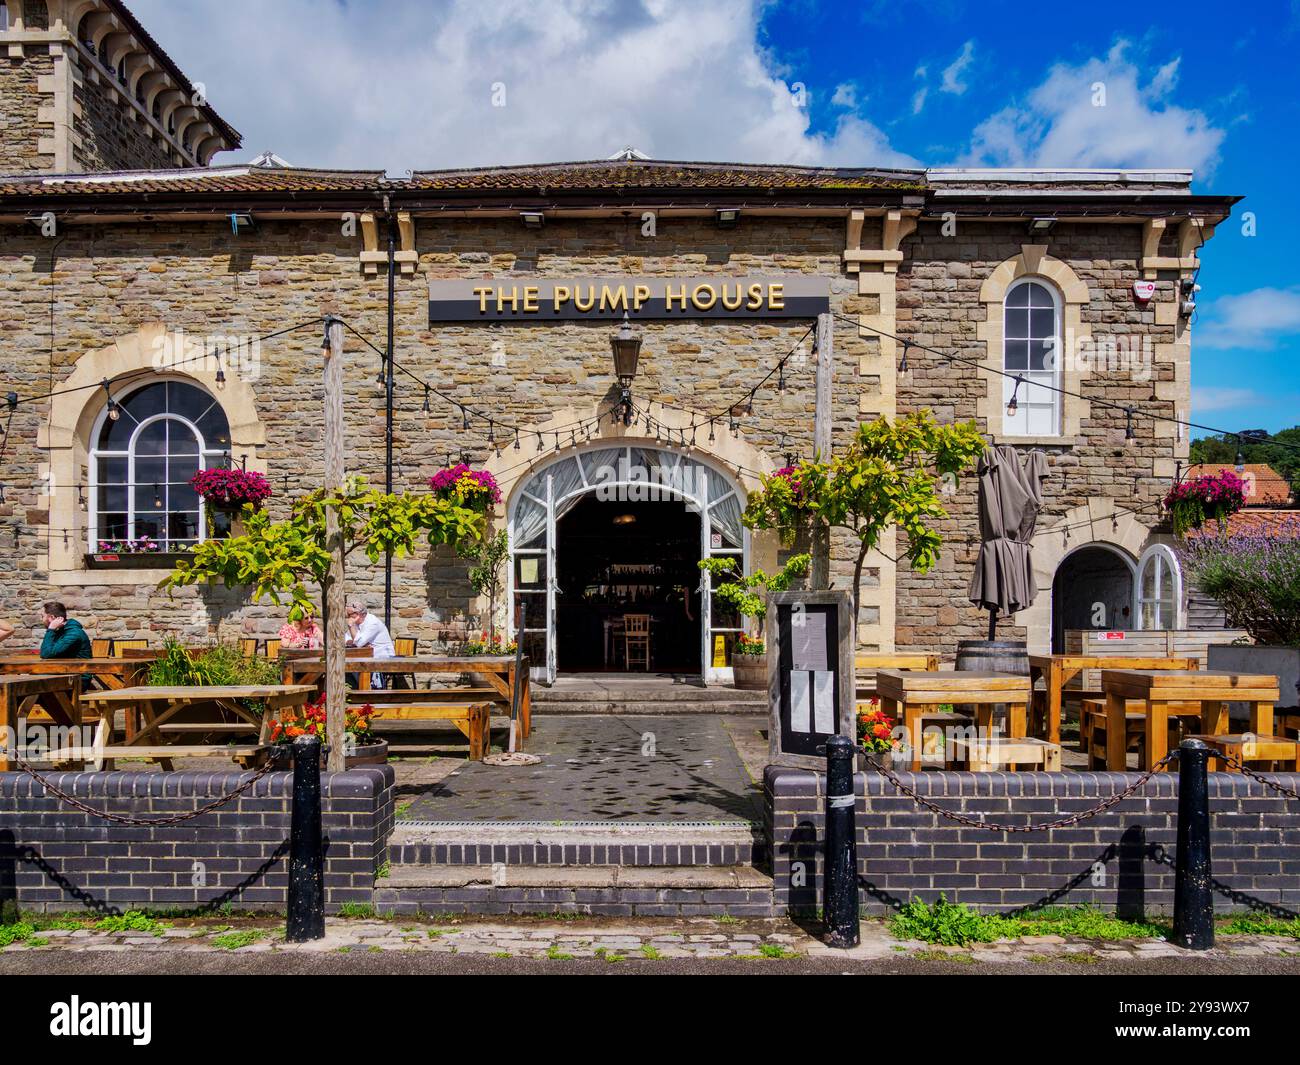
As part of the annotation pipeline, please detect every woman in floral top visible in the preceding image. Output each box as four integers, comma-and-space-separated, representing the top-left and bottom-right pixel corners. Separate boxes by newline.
278, 615, 323, 650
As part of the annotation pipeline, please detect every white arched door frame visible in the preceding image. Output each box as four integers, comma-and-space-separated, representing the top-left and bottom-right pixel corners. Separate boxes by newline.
506, 443, 748, 684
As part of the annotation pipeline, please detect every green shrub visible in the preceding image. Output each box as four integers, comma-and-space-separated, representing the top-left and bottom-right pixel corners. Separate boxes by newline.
889, 896, 1021, 945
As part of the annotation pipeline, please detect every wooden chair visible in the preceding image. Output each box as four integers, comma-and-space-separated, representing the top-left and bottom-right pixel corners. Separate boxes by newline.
1081, 699, 1196, 770
239, 638, 259, 658
623, 614, 651, 671
1190, 733, 1300, 772
112, 639, 148, 657
91, 639, 112, 658
264, 639, 281, 660
392, 637, 417, 689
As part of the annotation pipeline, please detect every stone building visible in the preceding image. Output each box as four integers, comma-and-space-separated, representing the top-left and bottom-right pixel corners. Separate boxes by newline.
0, 7, 1241, 684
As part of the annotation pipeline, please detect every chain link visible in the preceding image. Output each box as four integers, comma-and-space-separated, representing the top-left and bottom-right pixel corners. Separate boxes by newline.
11, 753, 281, 826
1222, 755, 1300, 801
859, 748, 1178, 832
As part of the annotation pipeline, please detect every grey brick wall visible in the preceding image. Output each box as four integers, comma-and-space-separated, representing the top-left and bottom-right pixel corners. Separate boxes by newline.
766, 766, 1300, 917
0, 766, 395, 914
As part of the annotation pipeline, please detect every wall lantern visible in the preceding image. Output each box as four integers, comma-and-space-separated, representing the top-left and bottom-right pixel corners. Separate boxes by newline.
519, 211, 545, 229
715, 208, 740, 228
1027, 217, 1056, 235
609, 312, 642, 426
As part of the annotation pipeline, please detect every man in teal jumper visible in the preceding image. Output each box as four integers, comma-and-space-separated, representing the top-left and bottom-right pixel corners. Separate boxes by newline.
39, 601, 93, 659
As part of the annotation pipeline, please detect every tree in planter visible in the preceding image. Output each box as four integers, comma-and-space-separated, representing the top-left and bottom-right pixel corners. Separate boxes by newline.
697, 553, 812, 650
458, 529, 510, 644
743, 411, 985, 620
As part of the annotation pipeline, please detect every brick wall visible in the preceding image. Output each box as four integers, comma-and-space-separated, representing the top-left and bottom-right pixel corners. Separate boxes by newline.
0, 766, 395, 913
766, 766, 1300, 916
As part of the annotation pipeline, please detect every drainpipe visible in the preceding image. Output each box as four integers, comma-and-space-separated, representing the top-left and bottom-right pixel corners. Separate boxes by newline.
383, 204, 397, 628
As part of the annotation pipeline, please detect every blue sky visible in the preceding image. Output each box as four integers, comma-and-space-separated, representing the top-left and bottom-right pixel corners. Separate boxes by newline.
131, 0, 1300, 434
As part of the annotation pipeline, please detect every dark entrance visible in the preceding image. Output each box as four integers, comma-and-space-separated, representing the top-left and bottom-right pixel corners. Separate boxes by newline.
1051, 545, 1135, 652
555, 494, 702, 673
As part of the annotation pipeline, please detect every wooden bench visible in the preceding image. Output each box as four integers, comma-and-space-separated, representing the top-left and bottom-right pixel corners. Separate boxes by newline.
359, 700, 492, 760
0, 674, 80, 771
950, 736, 1061, 772
1080, 699, 1187, 770
1188, 733, 1300, 772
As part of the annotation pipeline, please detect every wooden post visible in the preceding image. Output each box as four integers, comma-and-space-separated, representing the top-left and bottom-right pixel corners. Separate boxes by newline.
322, 316, 347, 773
812, 312, 834, 590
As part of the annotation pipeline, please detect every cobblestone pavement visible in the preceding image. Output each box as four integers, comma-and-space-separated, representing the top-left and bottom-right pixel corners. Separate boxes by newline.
402, 714, 762, 822
6, 916, 1299, 966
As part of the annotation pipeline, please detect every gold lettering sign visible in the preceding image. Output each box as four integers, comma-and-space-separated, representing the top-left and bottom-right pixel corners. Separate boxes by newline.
430, 276, 828, 322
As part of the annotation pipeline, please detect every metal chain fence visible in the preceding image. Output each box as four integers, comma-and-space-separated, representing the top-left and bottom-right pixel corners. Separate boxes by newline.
10, 752, 280, 827
1222, 755, 1300, 801
859, 747, 1179, 833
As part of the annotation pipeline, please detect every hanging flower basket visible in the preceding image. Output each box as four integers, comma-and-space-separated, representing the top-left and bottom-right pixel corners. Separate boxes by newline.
1163, 471, 1247, 536
191, 468, 273, 514
429, 464, 501, 514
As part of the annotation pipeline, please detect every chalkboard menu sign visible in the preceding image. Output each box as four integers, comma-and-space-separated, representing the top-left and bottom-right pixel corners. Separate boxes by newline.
766, 589, 855, 770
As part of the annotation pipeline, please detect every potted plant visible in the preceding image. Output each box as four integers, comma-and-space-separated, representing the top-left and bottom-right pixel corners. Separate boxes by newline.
269, 692, 386, 767
86, 537, 193, 568
190, 468, 274, 515
429, 464, 501, 515
697, 553, 810, 689
1163, 470, 1247, 536
1182, 522, 1300, 713
857, 701, 899, 769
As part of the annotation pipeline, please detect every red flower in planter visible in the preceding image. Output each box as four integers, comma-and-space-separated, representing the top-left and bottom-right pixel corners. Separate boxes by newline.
190, 468, 273, 509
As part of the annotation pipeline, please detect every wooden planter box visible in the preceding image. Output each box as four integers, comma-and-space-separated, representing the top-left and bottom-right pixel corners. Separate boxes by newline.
85, 552, 193, 570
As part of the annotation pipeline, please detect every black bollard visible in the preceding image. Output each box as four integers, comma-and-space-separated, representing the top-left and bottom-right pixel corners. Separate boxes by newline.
1171, 738, 1214, 951
286, 735, 325, 942
823, 735, 860, 948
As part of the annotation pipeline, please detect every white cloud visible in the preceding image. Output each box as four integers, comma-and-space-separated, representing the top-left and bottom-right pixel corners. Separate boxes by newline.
960, 42, 1225, 172
1196, 286, 1300, 350
940, 40, 975, 95
1192, 386, 1271, 413
831, 82, 858, 108
127, 0, 918, 173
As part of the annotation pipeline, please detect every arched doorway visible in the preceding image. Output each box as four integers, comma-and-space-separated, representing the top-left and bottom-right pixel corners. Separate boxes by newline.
507, 444, 747, 683
1050, 544, 1136, 652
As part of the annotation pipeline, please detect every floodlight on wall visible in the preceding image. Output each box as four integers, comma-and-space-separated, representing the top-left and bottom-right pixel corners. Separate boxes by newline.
519, 211, 545, 229
230, 212, 256, 234
1027, 217, 1057, 235
715, 208, 740, 228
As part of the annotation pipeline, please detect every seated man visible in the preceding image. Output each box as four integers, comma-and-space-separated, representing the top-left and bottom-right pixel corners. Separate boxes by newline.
39, 602, 93, 659
345, 598, 395, 689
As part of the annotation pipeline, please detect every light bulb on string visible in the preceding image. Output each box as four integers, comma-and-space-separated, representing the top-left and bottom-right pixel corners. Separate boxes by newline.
708, 420, 715, 443
422, 386, 431, 414
461, 407, 471, 431
487, 421, 495, 447
1235, 435, 1245, 473
899, 341, 910, 376
1006, 376, 1022, 417
1124, 408, 1136, 444
536, 433, 544, 453
513, 428, 521, 450
102, 379, 120, 421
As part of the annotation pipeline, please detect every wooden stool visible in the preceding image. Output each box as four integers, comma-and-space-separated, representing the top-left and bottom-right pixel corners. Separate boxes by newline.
1189, 733, 1300, 772
950, 736, 1061, 772
1080, 697, 1200, 767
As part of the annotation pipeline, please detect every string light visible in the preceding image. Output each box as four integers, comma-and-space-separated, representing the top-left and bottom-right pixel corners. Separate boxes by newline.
1235, 435, 1246, 473
899, 341, 910, 375
1006, 375, 1023, 417
421, 386, 431, 414
1124, 408, 1136, 444
513, 428, 521, 450
102, 379, 120, 421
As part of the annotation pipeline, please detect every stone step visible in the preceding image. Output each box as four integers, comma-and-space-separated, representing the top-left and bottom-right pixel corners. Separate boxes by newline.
388, 820, 763, 867
533, 687, 764, 704
373, 864, 774, 917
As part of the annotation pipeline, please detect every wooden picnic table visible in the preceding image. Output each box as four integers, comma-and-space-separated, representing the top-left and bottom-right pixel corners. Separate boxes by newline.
1028, 653, 1199, 747
282, 654, 531, 740
0, 653, 160, 689
877, 669, 1033, 771
855, 653, 939, 707
0, 674, 80, 771
1101, 669, 1281, 772
70, 684, 316, 770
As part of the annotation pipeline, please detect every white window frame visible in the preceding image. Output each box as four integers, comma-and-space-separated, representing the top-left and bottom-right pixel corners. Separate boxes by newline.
88, 380, 230, 552
1136, 543, 1184, 631
1002, 276, 1063, 438
505, 443, 748, 685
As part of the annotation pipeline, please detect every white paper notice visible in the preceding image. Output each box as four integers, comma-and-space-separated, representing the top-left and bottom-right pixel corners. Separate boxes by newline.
813, 670, 835, 733
519, 558, 538, 584
790, 670, 811, 733
790, 614, 828, 672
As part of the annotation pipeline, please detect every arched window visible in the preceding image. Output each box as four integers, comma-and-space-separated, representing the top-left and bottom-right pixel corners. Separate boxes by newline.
1136, 544, 1183, 630
1003, 277, 1062, 436
0, 4, 10, 33
90, 380, 232, 551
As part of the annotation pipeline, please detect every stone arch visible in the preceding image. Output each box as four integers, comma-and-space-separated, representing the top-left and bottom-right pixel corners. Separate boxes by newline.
1016, 498, 1152, 654
38, 323, 267, 583
976, 245, 1092, 443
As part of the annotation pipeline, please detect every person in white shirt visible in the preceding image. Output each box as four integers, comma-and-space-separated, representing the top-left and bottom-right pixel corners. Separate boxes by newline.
345, 599, 396, 689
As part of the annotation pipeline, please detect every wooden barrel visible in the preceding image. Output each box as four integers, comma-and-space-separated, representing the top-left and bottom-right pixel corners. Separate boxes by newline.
955, 639, 1029, 676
